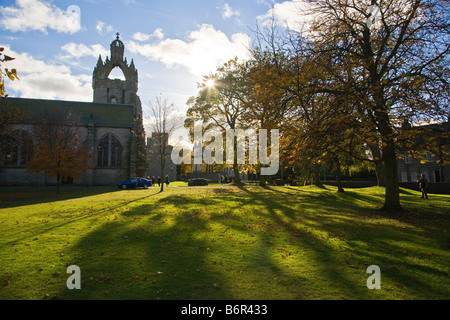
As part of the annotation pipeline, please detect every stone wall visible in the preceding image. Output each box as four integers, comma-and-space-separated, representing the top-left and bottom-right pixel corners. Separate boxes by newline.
0, 125, 133, 187
0, 168, 46, 186
145, 150, 177, 182
93, 168, 129, 186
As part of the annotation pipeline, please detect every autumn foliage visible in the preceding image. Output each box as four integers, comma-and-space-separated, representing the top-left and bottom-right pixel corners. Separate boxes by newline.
0, 47, 19, 98
27, 112, 94, 192
187, 0, 449, 212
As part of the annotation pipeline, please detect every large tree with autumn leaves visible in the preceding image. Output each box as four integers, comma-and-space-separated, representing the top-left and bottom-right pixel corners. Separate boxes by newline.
187, 0, 449, 212
27, 111, 93, 193
302, 0, 449, 211
186, 59, 250, 183
241, 0, 449, 212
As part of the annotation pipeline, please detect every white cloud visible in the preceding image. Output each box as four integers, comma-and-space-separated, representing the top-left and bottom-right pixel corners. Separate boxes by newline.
153, 28, 165, 40
127, 24, 251, 76
0, 0, 81, 34
256, 0, 275, 8
220, 3, 240, 19
59, 43, 109, 60
133, 32, 151, 42
96, 20, 114, 35
1, 45, 92, 101
133, 28, 164, 42
258, 0, 315, 32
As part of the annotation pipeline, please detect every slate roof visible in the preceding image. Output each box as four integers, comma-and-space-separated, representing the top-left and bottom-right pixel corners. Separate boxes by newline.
2, 97, 135, 128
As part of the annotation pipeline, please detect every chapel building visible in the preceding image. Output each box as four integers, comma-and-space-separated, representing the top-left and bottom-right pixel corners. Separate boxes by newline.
0, 34, 147, 186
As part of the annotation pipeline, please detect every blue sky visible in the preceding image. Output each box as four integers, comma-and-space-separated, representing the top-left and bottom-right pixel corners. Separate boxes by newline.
0, 0, 307, 137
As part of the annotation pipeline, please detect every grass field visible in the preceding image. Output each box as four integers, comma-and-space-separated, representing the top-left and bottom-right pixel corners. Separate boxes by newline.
0, 185, 449, 300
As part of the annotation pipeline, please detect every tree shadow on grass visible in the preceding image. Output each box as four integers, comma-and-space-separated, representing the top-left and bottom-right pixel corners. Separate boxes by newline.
233, 186, 375, 299
399, 188, 415, 195
0, 193, 162, 262
0, 187, 120, 209
235, 186, 450, 299
55, 200, 231, 300
48, 186, 450, 300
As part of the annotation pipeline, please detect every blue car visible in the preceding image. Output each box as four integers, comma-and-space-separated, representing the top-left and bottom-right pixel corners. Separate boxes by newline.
118, 177, 152, 190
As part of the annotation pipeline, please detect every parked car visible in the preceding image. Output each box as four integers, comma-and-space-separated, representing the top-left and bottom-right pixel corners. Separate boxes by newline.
118, 177, 152, 190
188, 178, 209, 186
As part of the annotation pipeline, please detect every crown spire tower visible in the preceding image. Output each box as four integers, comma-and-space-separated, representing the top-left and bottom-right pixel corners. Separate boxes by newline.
92, 33, 146, 178
92, 33, 139, 107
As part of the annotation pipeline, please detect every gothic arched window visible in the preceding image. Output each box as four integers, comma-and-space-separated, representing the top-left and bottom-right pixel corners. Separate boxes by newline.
97, 134, 123, 167
97, 136, 109, 167
0, 130, 33, 167
110, 135, 122, 166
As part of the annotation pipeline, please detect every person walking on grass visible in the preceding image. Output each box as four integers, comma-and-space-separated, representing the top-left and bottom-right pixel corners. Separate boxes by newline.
417, 173, 429, 199
165, 175, 170, 187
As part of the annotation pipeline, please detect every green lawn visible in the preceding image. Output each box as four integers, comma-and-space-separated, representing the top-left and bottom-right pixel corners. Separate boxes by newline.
0, 185, 449, 300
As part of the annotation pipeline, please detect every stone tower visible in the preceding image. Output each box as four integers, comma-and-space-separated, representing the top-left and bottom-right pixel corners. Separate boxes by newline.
92, 33, 147, 178
93, 33, 142, 116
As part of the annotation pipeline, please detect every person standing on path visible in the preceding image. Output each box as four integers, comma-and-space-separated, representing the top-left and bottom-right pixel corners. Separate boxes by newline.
417, 173, 429, 199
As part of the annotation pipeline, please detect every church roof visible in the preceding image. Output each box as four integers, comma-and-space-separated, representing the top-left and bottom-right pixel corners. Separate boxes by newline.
3, 97, 135, 128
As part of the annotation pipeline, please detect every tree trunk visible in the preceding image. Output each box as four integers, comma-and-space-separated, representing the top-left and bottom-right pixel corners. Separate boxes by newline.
56, 173, 61, 194
370, 145, 385, 186
375, 162, 385, 187
259, 174, 266, 187
258, 164, 266, 186
313, 163, 321, 186
334, 157, 344, 193
233, 163, 241, 184
233, 137, 241, 184
381, 143, 402, 212
160, 154, 165, 192
373, 94, 402, 212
